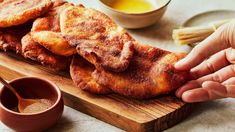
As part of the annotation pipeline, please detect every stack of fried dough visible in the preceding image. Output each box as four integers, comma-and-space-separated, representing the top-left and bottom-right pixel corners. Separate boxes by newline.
0, 0, 189, 99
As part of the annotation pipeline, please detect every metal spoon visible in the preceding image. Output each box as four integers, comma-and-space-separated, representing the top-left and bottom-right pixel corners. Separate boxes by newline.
0, 76, 51, 113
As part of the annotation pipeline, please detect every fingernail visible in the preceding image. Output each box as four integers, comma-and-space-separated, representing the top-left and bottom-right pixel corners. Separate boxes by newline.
189, 69, 198, 79
182, 91, 202, 103
182, 90, 209, 103
175, 89, 181, 98
227, 48, 235, 64
202, 81, 209, 87
202, 81, 216, 87
174, 59, 184, 69
181, 91, 193, 102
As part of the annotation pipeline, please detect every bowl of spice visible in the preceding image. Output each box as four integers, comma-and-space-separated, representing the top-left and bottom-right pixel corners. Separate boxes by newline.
98, 0, 171, 29
0, 77, 64, 131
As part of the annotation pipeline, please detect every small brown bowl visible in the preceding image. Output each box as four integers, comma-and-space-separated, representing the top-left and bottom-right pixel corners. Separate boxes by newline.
98, 0, 171, 29
0, 77, 64, 131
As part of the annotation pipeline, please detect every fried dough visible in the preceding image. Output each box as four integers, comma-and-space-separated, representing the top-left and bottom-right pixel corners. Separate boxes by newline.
31, 2, 73, 32
70, 55, 111, 94
31, 31, 76, 56
0, 31, 22, 53
0, 22, 32, 53
60, 6, 134, 72
0, 0, 190, 98
0, 0, 53, 28
21, 33, 70, 70
31, 2, 76, 56
93, 44, 189, 99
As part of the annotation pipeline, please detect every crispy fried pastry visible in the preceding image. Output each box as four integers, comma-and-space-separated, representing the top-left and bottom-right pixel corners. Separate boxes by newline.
93, 44, 189, 99
0, 0, 53, 28
60, 6, 134, 72
0, 0, 189, 99
31, 2, 76, 56
31, 31, 76, 56
0, 31, 22, 53
70, 55, 111, 94
0, 22, 32, 53
31, 2, 73, 32
21, 33, 70, 70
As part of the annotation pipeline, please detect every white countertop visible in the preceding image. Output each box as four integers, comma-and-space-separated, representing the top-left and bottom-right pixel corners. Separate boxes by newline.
1, 0, 235, 131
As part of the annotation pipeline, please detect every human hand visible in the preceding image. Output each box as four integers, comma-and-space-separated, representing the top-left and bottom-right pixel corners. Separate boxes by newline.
174, 21, 235, 103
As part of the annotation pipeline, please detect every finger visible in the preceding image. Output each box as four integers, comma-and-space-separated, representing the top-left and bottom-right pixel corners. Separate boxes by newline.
175, 24, 230, 71
198, 64, 235, 83
222, 78, 235, 97
190, 49, 229, 79
175, 80, 200, 98
176, 64, 235, 97
223, 77, 235, 85
182, 81, 235, 102
225, 48, 235, 64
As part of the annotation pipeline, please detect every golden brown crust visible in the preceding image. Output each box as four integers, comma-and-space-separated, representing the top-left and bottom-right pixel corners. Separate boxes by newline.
60, 6, 134, 72
70, 55, 111, 94
21, 33, 70, 71
0, 0, 53, 28
0, 0, 190, 99
31, 31, 76, 56
0, 22, 32, 53
31, 2, 76, 56
0, 31, 22, 53
31, 2, 73, 32
93, 44, 189, 99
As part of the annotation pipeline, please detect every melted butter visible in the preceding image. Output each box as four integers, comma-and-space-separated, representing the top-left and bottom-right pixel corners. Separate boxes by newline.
109, 0, 155, 13
22, 99, 52, 114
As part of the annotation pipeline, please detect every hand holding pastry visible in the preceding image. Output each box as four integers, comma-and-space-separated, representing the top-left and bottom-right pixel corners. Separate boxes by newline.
175, 21, 235, 102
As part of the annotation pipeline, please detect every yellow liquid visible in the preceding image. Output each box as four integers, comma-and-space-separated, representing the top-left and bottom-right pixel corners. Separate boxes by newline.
109, 0, 155, 13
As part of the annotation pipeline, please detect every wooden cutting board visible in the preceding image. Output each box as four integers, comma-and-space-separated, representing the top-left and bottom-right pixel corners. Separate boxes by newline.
0, 52, 194, 132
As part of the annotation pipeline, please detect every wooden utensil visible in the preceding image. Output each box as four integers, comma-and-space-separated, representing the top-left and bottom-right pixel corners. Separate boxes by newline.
0, 75, 51, 113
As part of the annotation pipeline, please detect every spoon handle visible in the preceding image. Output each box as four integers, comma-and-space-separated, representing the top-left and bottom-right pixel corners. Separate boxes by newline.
0, 76, 21, 99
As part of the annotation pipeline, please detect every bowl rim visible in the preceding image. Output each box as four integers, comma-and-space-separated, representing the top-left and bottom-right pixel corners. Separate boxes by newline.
98, 0, 171, 15
0, 76, 62, 116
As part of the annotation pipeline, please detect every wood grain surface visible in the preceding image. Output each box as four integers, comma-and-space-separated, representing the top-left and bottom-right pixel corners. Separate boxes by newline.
0, 52, 194, 132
